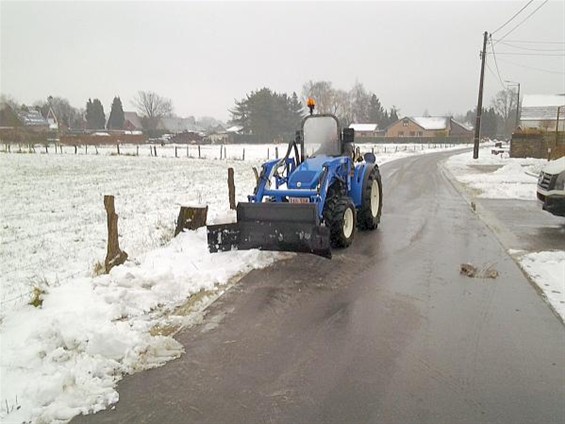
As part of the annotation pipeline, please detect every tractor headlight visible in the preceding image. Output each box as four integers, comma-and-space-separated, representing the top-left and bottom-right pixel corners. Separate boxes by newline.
555, 172, 565, 190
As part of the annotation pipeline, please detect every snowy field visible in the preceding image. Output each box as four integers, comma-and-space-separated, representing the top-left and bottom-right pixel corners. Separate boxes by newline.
0, 142, 465, 424
445, 146, 564, 321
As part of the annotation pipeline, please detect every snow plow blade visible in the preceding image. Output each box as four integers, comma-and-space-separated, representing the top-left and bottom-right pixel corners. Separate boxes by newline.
207, 202, 331, 258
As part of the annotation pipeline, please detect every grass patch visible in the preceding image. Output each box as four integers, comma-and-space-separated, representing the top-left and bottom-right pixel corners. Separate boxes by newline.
92, 260, 106, 276
29, 286, 46, 308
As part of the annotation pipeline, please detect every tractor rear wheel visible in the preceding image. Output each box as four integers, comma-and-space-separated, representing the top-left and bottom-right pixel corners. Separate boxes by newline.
358, 165, 383, 230
324, 195, 356, 248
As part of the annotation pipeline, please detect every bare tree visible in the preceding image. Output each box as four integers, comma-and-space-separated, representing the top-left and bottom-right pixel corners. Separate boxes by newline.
132, 91, 173, 130
492, 88, 517, 135
302, 81, 353, 125
302, 81, 337, 115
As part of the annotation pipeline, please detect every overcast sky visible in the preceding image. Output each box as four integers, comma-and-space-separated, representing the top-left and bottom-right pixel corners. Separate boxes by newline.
1, 1, 564, 122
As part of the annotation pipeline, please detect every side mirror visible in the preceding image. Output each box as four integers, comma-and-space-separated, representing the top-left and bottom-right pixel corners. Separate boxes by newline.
364, 152, 376, 163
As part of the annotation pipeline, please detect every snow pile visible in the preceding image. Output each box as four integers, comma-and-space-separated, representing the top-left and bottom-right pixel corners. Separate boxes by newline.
1, 229, 284, 423
517, 251, 565, 319
446, 146, 546, 200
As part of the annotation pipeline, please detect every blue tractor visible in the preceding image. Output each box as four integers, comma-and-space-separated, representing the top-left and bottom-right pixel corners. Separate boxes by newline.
207, 99, 383, 259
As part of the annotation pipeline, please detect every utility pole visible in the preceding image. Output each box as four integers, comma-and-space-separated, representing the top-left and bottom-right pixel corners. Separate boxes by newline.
473, 31, 488, 159
515, 83, 521, 128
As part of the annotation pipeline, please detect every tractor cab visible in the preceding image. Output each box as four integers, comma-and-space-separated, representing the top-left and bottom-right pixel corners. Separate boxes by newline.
302, 114, 341, 158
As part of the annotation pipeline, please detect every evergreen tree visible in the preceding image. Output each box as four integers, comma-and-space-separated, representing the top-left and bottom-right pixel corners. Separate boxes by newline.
107, 96, 125, 130
229, 88, 305, 143
85, 98, 106, 129
368, 94, 384, 126
388, 107, 399, 126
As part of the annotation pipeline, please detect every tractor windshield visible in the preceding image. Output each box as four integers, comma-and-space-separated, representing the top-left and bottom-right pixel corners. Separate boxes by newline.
303, 116, 340, 157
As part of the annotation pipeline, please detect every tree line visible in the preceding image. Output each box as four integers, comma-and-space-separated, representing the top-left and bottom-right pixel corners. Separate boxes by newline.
1, 85, 521, 140
0, 91, 175, 132
228, 81, 400, 143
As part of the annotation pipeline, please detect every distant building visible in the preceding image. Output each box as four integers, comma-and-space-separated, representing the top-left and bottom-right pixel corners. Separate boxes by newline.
207, 125, 243, 144
386, 116, 472, 138
349, 123, 382, 138
17, 109, 50, 132
157, 117, 203, 133
123, 112, 143, 131
520, 94, 565, 131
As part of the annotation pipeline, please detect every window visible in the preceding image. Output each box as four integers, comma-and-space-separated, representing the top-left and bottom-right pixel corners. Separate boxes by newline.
410, 131, 415, 137
402, 118, 409, 127
398, 131, 404, 137
418, 131, 423, 136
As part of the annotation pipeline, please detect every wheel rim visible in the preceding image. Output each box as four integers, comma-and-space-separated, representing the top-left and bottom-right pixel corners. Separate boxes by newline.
343, 208, 354, 238
370, 180, 380, 217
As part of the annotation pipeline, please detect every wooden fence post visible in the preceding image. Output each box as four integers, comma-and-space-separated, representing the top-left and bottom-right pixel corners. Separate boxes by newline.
175, 146, 178, 158
117, 144, 120, 155
174, 206, 208, 236
74, 145, 78, 154
136, 146, 139, 156
275, 146, 279, 159
242, 148, 245, 161
198, 145, 201, 159
103, 195, 128, 273
228, 167, 236, 210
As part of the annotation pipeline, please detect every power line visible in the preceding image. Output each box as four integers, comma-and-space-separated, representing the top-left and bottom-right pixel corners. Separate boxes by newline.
497, 57, 565, 75
486, 62, 507, 90
489, 35, 507, 89
491, 0, 535, 35
495, 0, 549, 44
492, 39, 565, 44
497, 41, 565, 52
489, 52, 565, 56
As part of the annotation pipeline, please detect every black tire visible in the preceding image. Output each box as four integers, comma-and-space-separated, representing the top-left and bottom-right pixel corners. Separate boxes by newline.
324, 191, 356, 248
358, 165, 383, 230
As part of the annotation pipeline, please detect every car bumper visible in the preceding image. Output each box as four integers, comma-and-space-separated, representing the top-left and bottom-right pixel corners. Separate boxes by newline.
540, 195, 565, 217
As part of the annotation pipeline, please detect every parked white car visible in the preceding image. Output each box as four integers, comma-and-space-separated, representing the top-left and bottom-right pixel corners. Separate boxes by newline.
537, 156, 565, 217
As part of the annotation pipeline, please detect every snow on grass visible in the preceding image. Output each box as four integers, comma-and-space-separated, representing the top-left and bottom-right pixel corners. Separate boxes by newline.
0, 142, 464, 423
445, 144, 565, 322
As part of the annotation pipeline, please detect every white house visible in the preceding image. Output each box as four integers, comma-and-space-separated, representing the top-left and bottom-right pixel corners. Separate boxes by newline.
520, 94, 565, 131
348, 123, 380, 138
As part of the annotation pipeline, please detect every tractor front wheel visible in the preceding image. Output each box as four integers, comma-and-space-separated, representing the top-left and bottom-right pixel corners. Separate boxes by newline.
325, 196, 356, 248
